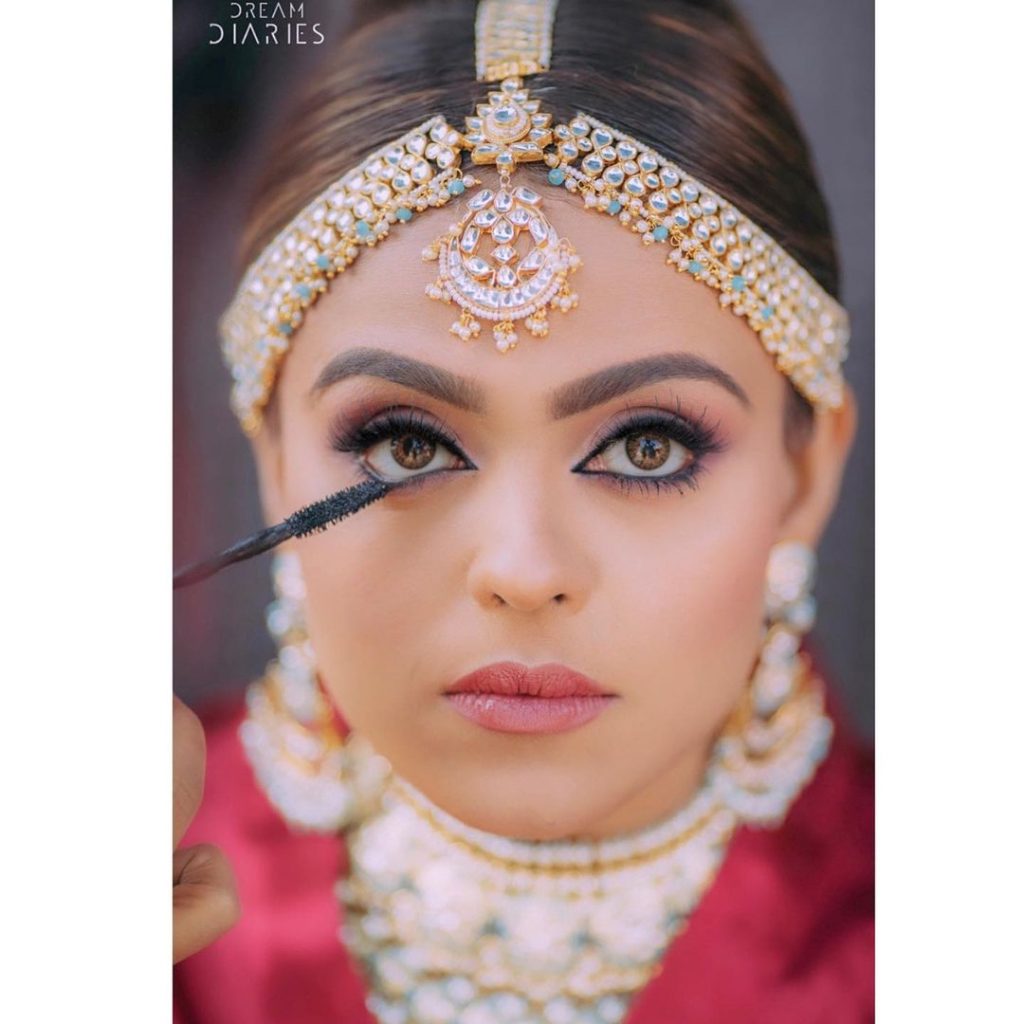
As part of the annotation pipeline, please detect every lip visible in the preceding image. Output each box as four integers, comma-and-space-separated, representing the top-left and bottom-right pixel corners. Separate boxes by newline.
443, 661, 617, 735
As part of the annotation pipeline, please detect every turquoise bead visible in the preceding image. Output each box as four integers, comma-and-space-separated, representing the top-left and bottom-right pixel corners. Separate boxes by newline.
278, 321, 294, 336
688, 259, 704, 275
355, 219, 371, 238
731, 275, 747, 291
315, 254, 331, 270
607, 200, 622, 215
547, 167, 566, 186
760, 305, 775, 320
396, 207, 413, 222
447, 179, 466, 196
295, 283, 311, 300
652, 225, 669, 241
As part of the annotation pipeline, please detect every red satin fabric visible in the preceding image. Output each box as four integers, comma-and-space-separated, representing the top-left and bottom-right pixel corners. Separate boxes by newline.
174, 685, 873, 1023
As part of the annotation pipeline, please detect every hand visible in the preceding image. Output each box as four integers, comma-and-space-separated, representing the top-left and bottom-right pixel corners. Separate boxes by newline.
173, 696, 240, 963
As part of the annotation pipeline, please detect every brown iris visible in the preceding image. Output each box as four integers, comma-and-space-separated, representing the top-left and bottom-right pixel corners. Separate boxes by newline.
624, 431, 673, 471
390, 432, 436, 470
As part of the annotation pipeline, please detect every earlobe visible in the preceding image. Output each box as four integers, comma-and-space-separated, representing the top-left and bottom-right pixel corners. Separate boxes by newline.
778, 385, 858, 548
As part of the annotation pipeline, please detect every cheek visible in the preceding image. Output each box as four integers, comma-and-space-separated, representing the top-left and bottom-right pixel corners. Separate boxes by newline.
602, 444, 793, 729
296, 517, 453, 736
272, 412, 421, 729
609, 509, 772, 681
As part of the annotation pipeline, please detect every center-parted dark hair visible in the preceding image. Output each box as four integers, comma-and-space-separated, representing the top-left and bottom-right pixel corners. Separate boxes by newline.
241, 0, 834, 443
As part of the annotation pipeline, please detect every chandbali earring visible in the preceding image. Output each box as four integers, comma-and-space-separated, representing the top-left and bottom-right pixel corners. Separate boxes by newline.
239, 550, 391, 833
706, 541, 834, 826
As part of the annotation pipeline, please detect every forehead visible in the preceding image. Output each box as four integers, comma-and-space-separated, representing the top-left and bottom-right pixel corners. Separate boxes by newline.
275, 169, 784, 407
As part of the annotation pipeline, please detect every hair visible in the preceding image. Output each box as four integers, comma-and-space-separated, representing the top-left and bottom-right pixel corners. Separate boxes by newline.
243, 0, 834, 448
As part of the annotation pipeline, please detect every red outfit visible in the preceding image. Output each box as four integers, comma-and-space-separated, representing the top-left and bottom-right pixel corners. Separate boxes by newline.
174, 686, 873, 1023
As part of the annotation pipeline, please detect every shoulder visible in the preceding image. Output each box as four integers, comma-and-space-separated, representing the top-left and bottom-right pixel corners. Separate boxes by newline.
173, 691, 373, 1024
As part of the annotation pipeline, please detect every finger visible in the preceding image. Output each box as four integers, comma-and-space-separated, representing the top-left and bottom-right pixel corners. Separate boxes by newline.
173, 696, 206, 849
173, 843, 240, 963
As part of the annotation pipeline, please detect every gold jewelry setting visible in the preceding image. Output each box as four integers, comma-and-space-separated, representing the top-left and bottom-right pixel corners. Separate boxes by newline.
541, 113, 847, 409
219, 0, 849, 434
422, 76, 581, 353
220, 116, 469, 436
220, 111, 848, 433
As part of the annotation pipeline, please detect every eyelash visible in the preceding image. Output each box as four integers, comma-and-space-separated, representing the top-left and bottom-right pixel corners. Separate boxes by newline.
329, 405, 474, 472
328, 400, 724, 497
572, 401, 725, 497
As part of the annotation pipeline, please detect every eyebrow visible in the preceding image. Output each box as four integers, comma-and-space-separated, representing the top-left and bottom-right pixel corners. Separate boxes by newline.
309, 347, 750, 416
309, 347, 487, 412
548, 352, 750, 418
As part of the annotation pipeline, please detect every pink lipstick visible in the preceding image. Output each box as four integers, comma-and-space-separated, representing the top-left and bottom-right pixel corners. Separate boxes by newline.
443, 661, 617, 735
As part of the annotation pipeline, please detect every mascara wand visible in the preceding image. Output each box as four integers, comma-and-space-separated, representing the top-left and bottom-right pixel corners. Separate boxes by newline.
173, 477, 393, 590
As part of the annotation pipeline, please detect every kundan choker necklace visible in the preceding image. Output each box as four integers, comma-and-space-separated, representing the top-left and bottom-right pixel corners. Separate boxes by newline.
337, 767, 732, 1024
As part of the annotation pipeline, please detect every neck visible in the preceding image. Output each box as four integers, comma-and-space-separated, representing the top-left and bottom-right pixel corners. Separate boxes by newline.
390, 732, 721, 858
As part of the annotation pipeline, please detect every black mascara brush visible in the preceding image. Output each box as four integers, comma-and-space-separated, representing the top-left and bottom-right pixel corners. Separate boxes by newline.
173, 477, 394, 590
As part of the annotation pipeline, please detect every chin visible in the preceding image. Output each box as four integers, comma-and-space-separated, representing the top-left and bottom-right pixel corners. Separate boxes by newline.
415, 762, 618, 842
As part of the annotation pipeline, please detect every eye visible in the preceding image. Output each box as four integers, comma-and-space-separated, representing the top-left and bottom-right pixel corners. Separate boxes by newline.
591, 427, 695, 477
329, 407, 473, 483
571, 405, 725, 494
363, 429, 463, 480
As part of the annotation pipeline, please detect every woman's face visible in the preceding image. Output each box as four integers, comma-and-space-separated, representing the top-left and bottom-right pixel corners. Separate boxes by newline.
254, 169, 853, 840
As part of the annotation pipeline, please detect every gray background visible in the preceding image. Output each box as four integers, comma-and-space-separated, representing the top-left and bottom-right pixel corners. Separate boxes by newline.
173, 0, 874, 737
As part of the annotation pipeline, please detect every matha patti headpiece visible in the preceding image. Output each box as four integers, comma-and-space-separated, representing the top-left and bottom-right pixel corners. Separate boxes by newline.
220, 0, 850, 436
421, 76, 582, 352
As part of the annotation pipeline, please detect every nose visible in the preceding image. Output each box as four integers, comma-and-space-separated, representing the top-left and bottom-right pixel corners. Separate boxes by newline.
465, 473, 595, 614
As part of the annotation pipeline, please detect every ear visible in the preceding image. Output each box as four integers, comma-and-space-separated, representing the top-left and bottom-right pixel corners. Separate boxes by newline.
249, 425, 289, 527
777, 384, 858, 548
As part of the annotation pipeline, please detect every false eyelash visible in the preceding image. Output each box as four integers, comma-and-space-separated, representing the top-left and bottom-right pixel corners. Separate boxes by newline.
585, 399, 724, 460
329, 405, 473, 467
571, 399, 725, 497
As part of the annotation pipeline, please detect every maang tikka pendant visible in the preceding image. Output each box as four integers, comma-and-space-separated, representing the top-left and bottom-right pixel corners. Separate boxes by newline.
422, 77, 581, 352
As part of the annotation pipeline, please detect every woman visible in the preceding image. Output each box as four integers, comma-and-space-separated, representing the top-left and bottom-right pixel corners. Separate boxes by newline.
174, 1, 873, 1020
